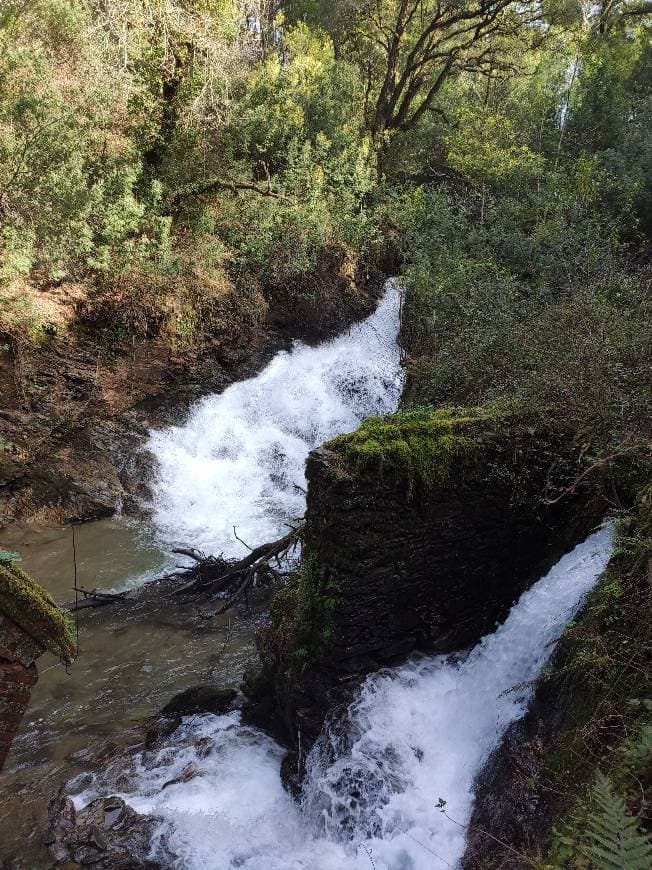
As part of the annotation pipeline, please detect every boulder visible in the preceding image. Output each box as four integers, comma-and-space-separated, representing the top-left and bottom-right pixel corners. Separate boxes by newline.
159, 685, 238, 717
46, 793, 170, 868
248, 407, 607, 759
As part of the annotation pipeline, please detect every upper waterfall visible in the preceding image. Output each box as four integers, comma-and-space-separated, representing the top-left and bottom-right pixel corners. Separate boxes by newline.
146, 281, 404, 555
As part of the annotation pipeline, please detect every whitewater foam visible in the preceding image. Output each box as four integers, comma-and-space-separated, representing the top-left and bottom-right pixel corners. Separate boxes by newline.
146, 281, 404, 555
72, 527, 612, 870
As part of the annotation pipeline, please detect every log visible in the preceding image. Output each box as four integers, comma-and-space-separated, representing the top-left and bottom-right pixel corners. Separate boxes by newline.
62, 587, 131, 612
174, 526, 303, 615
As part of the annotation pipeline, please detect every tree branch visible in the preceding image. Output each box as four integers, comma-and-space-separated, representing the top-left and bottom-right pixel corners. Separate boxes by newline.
168, 177, 293, 209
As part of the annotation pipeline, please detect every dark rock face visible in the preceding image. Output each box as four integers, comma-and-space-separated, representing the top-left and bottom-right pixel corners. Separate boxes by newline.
144, 715, 183, 751
160, 685, 238, 717
462, 497, 651, 868
461, 709, 553, 869
46, 793, 170, 868
248, 412, 607, 758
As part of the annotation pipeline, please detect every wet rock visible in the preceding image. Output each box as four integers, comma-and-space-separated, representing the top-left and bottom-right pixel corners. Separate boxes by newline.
161, 761, 198, 790
280, 750, 305, 800
251, 412, 609, 759
66, 740, 123, 767
160, 685, 238, 717
144, 714, 182, 751
47, 793, 170, 868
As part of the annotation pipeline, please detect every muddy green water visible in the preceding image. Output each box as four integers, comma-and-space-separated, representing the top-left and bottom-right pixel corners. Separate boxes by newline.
0, 519, 265, 867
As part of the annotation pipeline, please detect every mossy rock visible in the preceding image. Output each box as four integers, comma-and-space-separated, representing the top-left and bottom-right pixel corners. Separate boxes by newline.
160, 685, 238, 717
326, 405, 493, 489
0, 562, 76, 663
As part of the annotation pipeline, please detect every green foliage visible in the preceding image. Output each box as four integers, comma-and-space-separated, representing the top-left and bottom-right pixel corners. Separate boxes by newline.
0, 0, 175, 285
262, 549, 341, 672
583, 773, 652, 869
536, 489, 652, 867
215, 22, 377, 289
552, 771, 652, 869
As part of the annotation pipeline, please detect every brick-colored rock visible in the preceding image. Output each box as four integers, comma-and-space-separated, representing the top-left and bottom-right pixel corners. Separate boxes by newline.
0, 611, 44, 666
0, 644, 39, 771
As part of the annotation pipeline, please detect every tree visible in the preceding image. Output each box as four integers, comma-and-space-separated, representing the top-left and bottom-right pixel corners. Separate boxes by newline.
344, 0, 543, 141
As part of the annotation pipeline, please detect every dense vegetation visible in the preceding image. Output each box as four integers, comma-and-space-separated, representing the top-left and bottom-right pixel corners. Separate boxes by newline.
1, 0, 650, 862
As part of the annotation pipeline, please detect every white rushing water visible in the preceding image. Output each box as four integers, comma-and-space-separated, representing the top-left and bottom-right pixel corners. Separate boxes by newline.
146, 281, 404, 555
73, 527, 612, 870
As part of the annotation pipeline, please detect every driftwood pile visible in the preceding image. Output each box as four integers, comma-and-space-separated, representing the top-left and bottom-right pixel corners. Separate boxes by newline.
63, 525, 302, 616
168, 526, 302, 616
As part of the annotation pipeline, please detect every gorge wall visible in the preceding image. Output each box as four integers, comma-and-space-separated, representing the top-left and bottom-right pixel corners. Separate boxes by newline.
0, 257, 386, 528
248, 406, 608, 758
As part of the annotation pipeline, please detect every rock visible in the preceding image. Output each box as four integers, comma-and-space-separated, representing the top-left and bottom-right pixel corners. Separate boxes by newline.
47, 793, 170, 868
279, 751, 305, 800
144, 715, 182, 751
249, 408, 609, 763
161, 762, 198, 790
159, 685, 238, 717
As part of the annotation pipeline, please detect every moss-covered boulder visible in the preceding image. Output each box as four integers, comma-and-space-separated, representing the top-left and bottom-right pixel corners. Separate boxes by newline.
248, 406, 610, 753
0, 560, 75, 663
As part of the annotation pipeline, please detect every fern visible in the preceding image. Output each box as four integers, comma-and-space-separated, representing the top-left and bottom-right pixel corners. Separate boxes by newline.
581, 772, 652, 870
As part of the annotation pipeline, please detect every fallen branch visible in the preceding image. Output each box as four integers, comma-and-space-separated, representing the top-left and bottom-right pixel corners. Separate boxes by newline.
172, 547, 206, 562
168, 176, 293, 210
62, 587, 131, 612
173, 525, 303, 615
61, 527, 303, 617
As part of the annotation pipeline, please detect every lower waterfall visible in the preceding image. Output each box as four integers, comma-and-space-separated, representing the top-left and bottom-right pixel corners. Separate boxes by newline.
72, 527, 612, 870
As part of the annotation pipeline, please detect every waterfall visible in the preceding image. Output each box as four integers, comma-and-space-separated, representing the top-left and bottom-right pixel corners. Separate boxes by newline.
67, 284, 613, 868
146, 281, 404, 556
71, 528, 612, 870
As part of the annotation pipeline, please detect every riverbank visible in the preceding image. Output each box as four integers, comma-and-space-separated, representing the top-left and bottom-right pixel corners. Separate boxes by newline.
0, 281, 404, 868
0, 265, 384, 528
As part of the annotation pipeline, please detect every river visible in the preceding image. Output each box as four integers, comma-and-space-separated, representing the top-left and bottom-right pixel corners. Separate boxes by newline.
0, 282, 611, 869
0, 280, 404, 865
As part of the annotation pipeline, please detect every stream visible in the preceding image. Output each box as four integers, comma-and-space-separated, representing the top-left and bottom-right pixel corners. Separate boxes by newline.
0, 280, 404, 865
0, 281, 612, 869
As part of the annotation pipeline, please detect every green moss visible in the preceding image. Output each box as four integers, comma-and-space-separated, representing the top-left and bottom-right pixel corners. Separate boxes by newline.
0, 562, 76, 663
295, 550, 342, 653
261, 548, 342, 677
326, 405, 493, 489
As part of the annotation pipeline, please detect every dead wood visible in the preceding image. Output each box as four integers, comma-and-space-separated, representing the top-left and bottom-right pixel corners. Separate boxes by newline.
62, 587, 131, 612
61, 526, 302, 616
173, 525, 303, 616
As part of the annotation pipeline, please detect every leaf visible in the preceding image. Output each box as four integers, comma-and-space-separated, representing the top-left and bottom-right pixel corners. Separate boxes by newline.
581, 773, 652, 870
